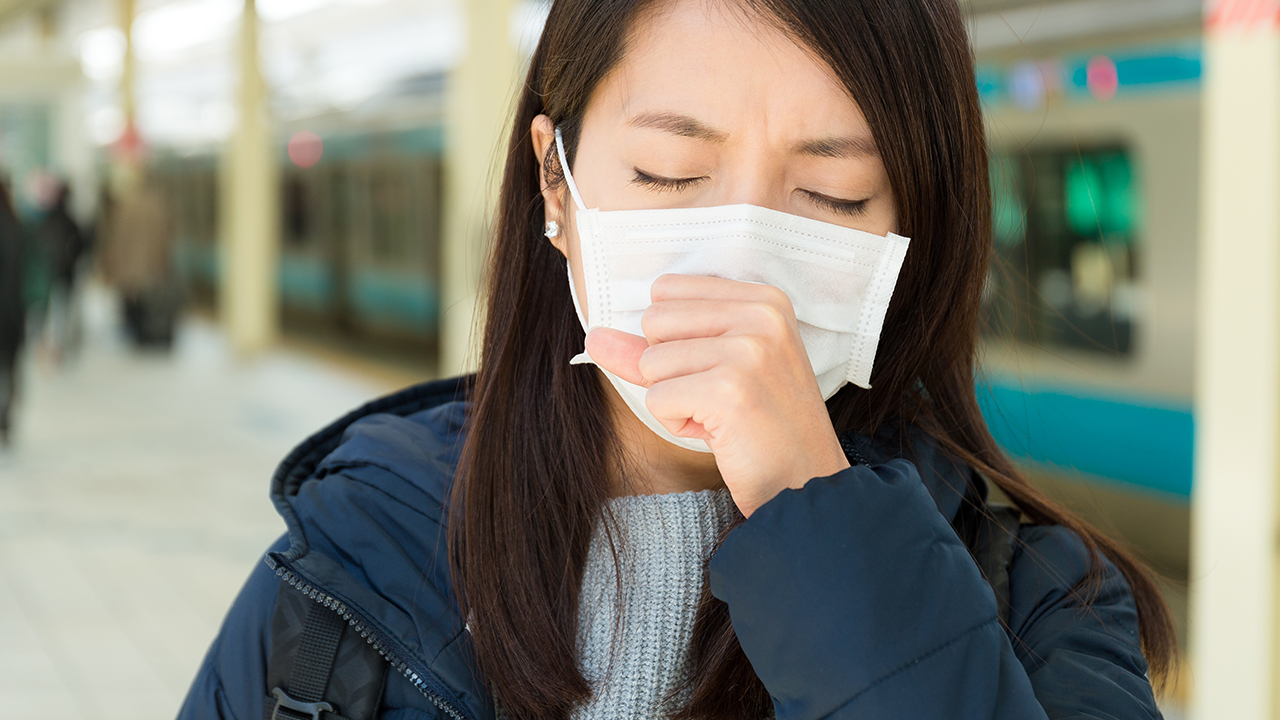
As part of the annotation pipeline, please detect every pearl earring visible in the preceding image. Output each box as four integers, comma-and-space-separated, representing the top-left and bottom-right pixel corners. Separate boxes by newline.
544, 220, 560, 239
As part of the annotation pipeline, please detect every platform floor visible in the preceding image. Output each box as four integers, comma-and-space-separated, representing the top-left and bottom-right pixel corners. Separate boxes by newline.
0, 285, 406, 719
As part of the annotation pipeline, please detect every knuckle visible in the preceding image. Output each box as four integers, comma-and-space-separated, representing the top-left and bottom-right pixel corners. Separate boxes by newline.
734, 334, 769, 367
637, 345, 660, 378
764, 284, 793, 310
753, 302, 790, 335
651, 273, 679, 299
713, 368, 751, 410
640, 305, 662, 337
644, 382, 666, 410
645, 381, 665, 409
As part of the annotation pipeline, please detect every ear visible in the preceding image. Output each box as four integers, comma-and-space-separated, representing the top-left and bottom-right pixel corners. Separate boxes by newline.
531, 114, 568, 255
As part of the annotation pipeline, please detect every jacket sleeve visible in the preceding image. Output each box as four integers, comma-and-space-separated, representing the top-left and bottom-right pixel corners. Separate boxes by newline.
707, 461, 1161, 720
177, 534, 289, 720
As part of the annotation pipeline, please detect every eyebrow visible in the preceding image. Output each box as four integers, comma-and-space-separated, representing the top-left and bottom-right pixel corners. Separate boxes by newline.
627, 110, 879, 159
794, 135, 880, 159
628, 111, 729, 142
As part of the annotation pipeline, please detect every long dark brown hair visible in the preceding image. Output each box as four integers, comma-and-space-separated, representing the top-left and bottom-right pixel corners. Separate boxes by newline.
449, 1, 1178, 718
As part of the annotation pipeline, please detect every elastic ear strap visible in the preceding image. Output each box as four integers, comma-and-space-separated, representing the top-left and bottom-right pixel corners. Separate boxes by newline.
845, 232, 911, 389
554, 127, 588, 211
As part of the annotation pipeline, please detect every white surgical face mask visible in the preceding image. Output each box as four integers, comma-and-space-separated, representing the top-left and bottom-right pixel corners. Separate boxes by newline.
554, 127, 910, 453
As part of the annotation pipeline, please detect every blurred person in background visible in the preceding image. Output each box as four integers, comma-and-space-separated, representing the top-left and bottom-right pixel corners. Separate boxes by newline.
0, 179, 23, 446
33, 180, 87, 362
19, 174, 51, 354
181, 1, 1177, 718
100, 166, 176, 349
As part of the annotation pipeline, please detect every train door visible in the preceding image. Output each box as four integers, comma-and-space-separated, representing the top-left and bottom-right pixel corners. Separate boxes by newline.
986, 147, 1140, 356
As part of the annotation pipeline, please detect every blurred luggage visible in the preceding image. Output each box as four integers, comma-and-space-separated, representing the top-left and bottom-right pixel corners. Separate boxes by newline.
124, 284, 179, 348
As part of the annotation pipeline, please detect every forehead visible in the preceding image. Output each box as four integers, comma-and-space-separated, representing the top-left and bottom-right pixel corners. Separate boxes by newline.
585, 0, 869, 139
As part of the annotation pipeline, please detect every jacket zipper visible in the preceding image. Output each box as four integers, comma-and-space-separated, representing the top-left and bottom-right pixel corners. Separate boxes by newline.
266, 554, 473, 720
839, 435, 870, 467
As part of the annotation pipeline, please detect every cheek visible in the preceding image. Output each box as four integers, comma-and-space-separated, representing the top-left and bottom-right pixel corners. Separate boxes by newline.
547, 189, 578, 257
560, 220, 591, 325
877, 195, 900, 236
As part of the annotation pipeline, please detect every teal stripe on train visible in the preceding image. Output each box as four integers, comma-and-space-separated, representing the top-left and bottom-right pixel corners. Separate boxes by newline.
977, 40, 1202, 107
1065, 47, 1201, 96
976, 378, 1194, 499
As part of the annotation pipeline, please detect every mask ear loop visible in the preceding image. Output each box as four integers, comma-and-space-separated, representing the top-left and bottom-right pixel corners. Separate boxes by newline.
554, 127, 588, 212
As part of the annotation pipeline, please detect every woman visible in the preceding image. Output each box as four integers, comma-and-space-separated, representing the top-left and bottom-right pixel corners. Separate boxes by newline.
181, 1, 1176, 718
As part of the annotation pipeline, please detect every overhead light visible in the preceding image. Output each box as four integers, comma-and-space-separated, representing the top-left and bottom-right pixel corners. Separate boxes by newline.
133, 0, 239, 61
257, 0, 335, 23
78, 27, 126, 81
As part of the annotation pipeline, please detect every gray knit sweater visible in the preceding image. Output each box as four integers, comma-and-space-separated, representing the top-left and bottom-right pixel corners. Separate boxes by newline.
571, 488, 738, 719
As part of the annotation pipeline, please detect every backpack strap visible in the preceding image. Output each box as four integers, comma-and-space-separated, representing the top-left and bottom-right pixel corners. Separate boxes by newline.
969, 504, 1022, 626
266, 581, 390, 720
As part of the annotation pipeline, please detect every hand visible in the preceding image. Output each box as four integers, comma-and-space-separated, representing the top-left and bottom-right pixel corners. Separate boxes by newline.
585, 274, 851, 517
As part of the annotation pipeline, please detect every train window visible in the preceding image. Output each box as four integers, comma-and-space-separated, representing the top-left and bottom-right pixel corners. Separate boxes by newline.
371, 166, 409, 262
283, 175, 312, 248
984, 147, 1140, 356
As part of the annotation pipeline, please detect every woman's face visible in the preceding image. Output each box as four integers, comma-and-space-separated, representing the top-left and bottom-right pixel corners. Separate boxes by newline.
532, 0, 898, 324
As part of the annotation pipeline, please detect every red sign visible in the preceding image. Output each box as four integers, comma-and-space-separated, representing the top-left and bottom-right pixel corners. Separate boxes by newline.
1206, 0, 1280, 29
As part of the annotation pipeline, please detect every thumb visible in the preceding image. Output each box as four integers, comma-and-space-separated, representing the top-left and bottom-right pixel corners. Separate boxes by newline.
584, 327, 648, 386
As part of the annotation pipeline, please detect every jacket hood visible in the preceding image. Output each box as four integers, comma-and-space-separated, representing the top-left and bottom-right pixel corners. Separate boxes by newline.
264, 375, 979, 720
266, 375, 487, 719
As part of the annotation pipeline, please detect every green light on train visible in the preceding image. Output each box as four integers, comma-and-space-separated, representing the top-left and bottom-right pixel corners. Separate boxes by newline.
1065, 153, 1138, 241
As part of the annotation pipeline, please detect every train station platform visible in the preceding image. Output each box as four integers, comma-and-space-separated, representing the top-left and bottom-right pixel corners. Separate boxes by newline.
0, 283, 416, 719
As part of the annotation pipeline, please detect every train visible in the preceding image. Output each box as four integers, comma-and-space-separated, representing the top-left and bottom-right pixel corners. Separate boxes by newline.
975, 27, 1201, 579
153, 85, 446, 362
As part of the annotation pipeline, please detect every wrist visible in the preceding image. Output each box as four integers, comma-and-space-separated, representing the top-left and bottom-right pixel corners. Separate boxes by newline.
787, 450, 851, 491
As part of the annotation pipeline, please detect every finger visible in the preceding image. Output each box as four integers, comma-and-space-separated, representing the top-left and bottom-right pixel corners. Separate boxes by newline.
642, 298, 796, 344
640, 383, 713, 441
638, 335, 759, 384
651, 273, 794, 308
645, 368, 742, 439
584, 327, 648, 386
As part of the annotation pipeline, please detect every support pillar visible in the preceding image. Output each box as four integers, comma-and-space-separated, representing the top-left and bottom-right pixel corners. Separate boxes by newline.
1191, 2, 1280, 717
219, 0, 279, 356
439, 0, 523, 376
119, 0, 135, 129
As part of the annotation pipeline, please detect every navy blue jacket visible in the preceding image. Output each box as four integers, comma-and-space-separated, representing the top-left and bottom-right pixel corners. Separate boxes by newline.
179, 376, 1162, 719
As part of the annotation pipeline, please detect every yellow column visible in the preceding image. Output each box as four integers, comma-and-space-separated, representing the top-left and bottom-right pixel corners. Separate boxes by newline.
119, 0, 135, 128
1191, 2, 1280, 718
219, 0, 279, 356
439, 0, 523, 376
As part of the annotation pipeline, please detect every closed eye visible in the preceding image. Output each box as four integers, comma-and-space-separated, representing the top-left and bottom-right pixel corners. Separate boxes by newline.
631, 168, 707, 193
803, 190, 870, 218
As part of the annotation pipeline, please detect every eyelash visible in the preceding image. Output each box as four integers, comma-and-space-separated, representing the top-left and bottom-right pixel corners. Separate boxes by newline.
804, 191, 870, 218
631, 169, 705, 193
630, 168, 870, 218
